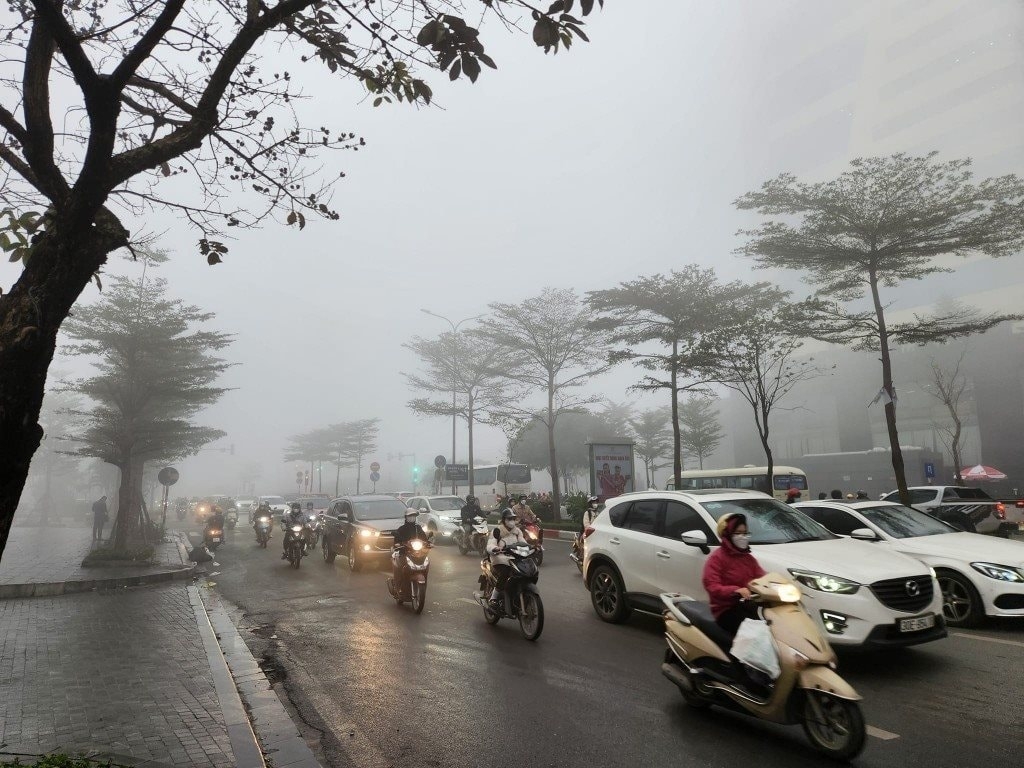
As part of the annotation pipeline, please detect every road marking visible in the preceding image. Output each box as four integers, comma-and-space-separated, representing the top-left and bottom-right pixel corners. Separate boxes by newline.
866, 725, 900, 741
952, 631, 1024, 649
457, 597, 479, 606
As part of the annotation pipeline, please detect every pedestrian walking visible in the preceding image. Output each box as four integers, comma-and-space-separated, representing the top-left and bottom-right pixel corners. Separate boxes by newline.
91, 495, 109, 542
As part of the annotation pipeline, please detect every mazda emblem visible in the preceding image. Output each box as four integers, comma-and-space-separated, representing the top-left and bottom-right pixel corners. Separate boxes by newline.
905, 580, 920, 597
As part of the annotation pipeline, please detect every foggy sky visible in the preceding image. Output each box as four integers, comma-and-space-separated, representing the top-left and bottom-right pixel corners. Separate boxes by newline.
4, 0, 1023, 501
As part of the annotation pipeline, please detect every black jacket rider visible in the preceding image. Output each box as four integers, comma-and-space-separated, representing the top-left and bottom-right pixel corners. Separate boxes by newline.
393, 520, 428, 545
461, 500, 481, 526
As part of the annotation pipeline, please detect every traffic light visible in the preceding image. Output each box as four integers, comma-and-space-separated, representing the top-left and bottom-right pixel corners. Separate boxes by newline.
412, 466, 420, 483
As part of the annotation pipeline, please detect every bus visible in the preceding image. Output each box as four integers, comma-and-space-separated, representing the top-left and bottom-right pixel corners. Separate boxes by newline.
666, 466, 809, 502
455, 463, 533, 510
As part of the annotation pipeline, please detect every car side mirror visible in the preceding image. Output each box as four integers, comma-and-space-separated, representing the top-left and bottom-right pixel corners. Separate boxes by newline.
680, 530, 710, 554
420, 507, 428, 513
850, 527, 879, 541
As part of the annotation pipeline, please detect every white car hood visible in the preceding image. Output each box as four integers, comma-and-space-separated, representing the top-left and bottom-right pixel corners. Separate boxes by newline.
893, 532, 1024, 568
755, 538, 929, 583
355, 517, 404, 532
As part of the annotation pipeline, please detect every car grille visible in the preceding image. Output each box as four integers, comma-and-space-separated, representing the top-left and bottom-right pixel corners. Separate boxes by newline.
870, 575, 933, 613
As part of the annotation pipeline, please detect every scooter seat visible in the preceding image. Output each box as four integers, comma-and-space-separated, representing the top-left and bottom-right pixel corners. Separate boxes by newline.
675, 600, 733, 653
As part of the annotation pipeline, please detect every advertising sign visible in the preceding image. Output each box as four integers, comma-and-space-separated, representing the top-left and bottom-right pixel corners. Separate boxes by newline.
589, 443, 635, 499
444, 463, 469, 482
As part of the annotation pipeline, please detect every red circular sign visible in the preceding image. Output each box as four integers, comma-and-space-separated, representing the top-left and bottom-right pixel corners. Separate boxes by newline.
369, 461, 380, 473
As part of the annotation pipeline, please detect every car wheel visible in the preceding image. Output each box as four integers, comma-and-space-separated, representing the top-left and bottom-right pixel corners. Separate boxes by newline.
347, 543, 362, 572
937, 569, 983, 627
590, 564, 631, 623
322, 537, 336, 564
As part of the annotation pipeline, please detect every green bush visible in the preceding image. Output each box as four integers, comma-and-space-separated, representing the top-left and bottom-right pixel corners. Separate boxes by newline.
563, 492, 589, 524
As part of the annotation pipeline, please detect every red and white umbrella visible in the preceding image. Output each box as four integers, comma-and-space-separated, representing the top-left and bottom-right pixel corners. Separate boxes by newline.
960, 464, 1008, 481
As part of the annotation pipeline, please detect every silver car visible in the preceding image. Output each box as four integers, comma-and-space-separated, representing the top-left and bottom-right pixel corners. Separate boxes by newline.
409, 495, 466, 542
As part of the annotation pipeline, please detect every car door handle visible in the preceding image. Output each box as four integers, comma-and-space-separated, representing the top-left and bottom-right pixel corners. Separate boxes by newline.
656, 551, 671, 559
609, 537, 621, 545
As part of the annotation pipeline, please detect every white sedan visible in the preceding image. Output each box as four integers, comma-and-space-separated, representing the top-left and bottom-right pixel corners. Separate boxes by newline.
407, 495, 466, 540
795, 500, 1024, 628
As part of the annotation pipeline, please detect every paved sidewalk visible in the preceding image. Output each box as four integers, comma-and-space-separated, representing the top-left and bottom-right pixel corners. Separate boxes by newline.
0, 526, 193, 597
0, 526, 321, 767
0, 583, 235, 766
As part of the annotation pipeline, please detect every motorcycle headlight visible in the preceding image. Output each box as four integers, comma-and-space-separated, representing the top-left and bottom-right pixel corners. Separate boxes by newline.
788, 569, 860, 594
291, 525, 303, 533
525, 529, 538, 540
258, 516, 269, 523
970, 562, 1024, 582
410, 540, 424, 551
776, 584, 802, 603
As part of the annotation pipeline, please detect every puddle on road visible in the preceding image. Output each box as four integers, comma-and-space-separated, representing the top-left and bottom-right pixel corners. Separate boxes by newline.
315, 596, 351, 607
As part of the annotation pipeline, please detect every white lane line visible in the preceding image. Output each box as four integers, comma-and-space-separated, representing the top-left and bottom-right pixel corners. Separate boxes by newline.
866, 725, 900, 741
952, 631, 1024, 649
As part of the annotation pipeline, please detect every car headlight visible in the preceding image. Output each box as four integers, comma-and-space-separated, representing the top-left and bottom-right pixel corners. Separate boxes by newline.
359, 529, 378, 538
970, 562, 1024, 582
788, 569, 861, 594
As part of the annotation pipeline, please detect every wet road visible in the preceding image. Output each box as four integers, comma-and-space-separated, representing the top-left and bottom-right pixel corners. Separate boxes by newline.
195, 526, 1024, 767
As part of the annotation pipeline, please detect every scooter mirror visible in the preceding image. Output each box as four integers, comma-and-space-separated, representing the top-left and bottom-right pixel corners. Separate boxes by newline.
849, 527, 879, 541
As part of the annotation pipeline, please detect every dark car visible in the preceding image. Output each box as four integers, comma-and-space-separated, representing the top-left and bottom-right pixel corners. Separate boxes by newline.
321, 495, 413, 571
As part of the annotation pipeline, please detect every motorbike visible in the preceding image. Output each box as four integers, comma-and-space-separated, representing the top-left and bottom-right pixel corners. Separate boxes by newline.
254, 513, 272, 548
474, 541, 544, 641
386, 537, 432, 614
225, 508, 238, 530
305, 511, 322, 549
282, 519, 307, 568
203, 523, 224, 551
569, 530, 585, 575
659, 573, 865, 761
453, 516, 489, 556
520, 520, 544, 566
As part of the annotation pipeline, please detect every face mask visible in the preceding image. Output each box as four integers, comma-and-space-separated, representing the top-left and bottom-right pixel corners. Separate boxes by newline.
732, 533, 751, 550
503, 520, 515, 530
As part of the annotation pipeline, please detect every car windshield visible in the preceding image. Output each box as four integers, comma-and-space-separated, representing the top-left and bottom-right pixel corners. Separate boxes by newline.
261, 496, 285, 506
858, 505, 955, 539
352, 499, 409, 520
701, 498, 834, 544
429, 497, 464, 511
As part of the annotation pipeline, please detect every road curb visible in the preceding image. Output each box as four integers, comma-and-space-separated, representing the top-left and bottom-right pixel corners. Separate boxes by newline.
541, 529, 577, 541
0, 532, 197, 600
194, 586, 322, 768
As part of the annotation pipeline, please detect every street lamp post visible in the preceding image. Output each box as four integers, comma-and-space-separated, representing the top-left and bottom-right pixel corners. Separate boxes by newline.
420, 309, 483, 495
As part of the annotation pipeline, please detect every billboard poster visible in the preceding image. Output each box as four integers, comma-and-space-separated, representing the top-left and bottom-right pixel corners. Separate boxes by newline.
589, 443, 635, 500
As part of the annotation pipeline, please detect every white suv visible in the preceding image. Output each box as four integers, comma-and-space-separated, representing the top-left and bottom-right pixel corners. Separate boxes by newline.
583, 489, 946, 649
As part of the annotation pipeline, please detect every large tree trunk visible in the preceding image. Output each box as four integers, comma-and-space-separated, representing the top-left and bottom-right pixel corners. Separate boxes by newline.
547, 375, 560, 515
869, 266, 908, 504
0, 221, 126, 562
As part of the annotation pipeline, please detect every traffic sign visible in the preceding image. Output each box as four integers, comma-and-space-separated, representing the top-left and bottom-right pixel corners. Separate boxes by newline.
444, 463, 469, 482
157, 466, 179, 486
370, 471, 381, 482
370, 461, 381, 473
434, 454, 446, 468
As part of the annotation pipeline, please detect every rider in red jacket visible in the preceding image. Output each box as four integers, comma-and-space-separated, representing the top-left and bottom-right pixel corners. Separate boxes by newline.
702, 513, 765, 635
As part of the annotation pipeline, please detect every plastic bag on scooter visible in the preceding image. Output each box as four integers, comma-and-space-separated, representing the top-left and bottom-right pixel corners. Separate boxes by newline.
731, 618, 781, 680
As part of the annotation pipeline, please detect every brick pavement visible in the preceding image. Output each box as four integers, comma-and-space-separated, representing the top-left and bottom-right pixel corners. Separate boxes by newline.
0, 583, 236, 766
0, 526, 188, 589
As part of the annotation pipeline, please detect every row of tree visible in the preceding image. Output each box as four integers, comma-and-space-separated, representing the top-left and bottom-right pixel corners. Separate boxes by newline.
283, 419, 381, 495
404, 154, 1024, 508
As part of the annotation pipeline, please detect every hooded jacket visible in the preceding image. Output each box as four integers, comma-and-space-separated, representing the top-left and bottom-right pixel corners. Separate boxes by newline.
702, 516, 766, 619
489, 522, 527, 567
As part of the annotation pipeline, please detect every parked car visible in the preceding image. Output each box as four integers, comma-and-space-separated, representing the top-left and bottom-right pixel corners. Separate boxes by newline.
583, 489, 946, 649
321, 495, 410, 571
407, 495, 466, 541
880, 485, 1017, 536
795, 499, 1024, 628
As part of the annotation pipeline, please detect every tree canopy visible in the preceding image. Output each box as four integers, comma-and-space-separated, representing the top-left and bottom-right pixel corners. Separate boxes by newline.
736, 152, 1024, 501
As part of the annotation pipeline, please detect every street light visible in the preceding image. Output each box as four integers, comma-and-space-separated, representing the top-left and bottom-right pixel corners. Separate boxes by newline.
420, 308, 484, 494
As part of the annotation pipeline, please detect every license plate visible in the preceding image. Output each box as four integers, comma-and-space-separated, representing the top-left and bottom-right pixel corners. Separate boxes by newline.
211, 537, 221, 543
899, 614, 935, 632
